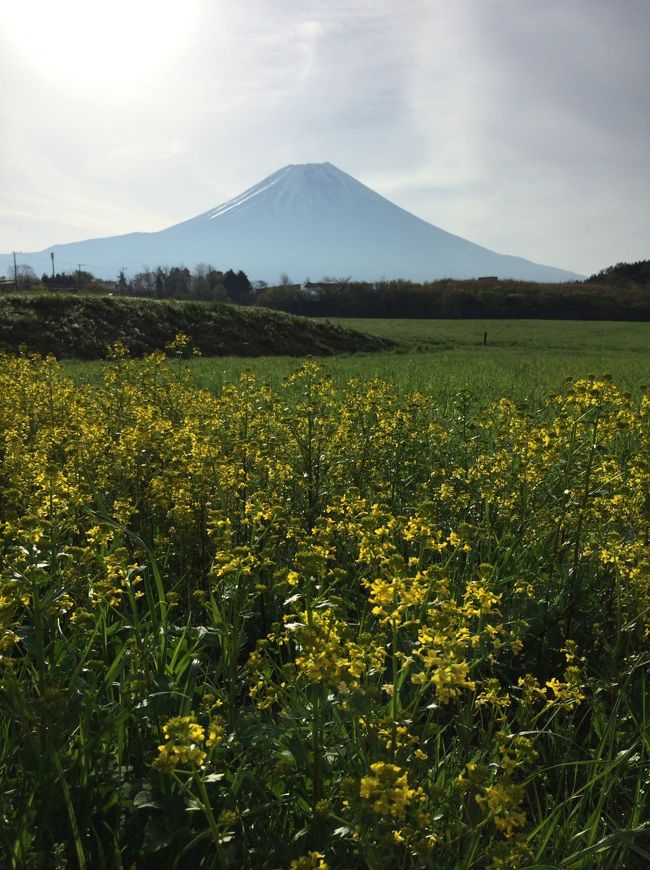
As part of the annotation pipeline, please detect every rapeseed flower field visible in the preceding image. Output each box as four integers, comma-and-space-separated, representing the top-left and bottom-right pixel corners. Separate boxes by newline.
0, 343, 647, 868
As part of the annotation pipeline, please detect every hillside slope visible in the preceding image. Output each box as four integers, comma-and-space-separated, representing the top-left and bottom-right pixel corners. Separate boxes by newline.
0, 294, 393, 359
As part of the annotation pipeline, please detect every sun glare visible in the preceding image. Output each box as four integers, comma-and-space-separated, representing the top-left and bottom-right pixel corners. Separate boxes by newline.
6, 0, 198, 83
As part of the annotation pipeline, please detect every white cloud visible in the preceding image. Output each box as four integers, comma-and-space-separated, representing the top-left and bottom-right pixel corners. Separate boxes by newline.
0, 0, 648, 273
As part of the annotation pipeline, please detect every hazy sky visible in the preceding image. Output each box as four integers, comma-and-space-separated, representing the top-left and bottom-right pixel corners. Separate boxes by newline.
1, 0, 648, 276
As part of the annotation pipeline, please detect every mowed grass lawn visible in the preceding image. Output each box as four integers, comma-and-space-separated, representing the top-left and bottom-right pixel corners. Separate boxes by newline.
66, 318, 650, 404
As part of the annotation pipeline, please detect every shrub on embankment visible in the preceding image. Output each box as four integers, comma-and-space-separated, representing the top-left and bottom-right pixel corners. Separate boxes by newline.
0, 294, 392, 358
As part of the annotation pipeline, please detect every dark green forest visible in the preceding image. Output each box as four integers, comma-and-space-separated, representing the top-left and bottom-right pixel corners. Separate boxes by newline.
255, 260, 650, 320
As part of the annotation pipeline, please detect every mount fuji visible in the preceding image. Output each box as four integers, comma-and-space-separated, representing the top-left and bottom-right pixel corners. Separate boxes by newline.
2, 163, 582, 283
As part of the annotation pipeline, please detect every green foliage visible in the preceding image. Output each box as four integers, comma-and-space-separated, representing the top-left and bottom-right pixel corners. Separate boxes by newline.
256, 274, 650, 320
0, 353, 648, 867
588, 259, 650, 286
41, 270, 99, 292
128, 265, 253, 303
0, 294, 392, 359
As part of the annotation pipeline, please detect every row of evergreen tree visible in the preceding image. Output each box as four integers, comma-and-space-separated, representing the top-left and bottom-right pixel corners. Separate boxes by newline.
37, 265, 254, 304
117, 265, 253, 303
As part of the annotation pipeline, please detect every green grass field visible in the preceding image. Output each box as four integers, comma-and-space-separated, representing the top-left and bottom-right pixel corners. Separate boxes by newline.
330, 317, 650, 352
64, 318, 650, 405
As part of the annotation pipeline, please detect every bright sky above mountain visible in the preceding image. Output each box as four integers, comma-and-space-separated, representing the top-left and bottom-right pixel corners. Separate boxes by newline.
1, 0, 648, 276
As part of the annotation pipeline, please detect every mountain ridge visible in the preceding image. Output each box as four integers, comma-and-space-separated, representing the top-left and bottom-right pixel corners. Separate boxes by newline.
1, 163, 583, 283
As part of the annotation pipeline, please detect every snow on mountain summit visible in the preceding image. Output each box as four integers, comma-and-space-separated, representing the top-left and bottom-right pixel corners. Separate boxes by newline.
0, 163, 583, 282
195, 163, 389, 221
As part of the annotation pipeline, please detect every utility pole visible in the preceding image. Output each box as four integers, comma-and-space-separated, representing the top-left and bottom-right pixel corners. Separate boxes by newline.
77, 264, 83, 291
51, 252, 55, 279
13, 252, 18, 292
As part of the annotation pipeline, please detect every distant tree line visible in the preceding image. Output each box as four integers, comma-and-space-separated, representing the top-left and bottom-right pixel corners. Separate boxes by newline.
255, 269, 650, 320
587, 260, 650, 287
122, 265, 253, 304
3, 259, 649, 320
2, 263, 255, 305
41, 270, 101, 291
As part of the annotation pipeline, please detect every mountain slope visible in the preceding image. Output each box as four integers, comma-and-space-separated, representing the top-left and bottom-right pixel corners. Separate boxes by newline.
1, 163, 583, 282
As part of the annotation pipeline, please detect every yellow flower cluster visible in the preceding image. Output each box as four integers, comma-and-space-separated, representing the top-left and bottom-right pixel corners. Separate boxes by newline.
359, 762, 424, 819
476, 780, 527, 838
154, 713, 225, 772
289, 607, 377, 690
154, 716, 207, 771
290, 852, 329, 870
0, 351, 647, 868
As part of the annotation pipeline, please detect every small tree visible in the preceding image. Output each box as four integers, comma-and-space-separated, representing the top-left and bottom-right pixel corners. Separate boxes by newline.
223, 269, 253, 305
166, 266, 192, 299
16, 264, 38, 289
131, 269, 156, 296
117, 270, 129, 295
192, 264, 228, 301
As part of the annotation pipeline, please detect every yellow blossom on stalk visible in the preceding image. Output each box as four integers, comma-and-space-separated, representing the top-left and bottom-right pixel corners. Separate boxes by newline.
359, 762, 424, 819
362, 719, 420, 754
476, 678, 511, 710
290, 852, 329, 870
463, 581, 502, 616
206, 717, 225, 747
561, 639, 579, 663
364, 569, 430, 626
487, 837, 534, 869
497, 732, 538, 775
0, 628, 20, 653
154, 716, 206, 772
545, 667, 585, 710
249, 674, 283, 709
431, 661, 475, 702
476, 780, 527, 838
165, 332, 192, 353
517, 673, 547, 706
287, 608, 378, 690
414, 624, 477, 703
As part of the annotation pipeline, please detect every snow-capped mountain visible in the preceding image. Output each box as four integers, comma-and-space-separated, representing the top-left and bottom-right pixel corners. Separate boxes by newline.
1, 163, 582, 283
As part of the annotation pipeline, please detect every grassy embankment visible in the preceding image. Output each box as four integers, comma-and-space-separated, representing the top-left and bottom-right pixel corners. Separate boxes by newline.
0, 294, 392, 359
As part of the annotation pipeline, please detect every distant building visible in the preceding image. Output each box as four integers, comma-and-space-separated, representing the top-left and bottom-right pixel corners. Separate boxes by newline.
301, 280, 343, 296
